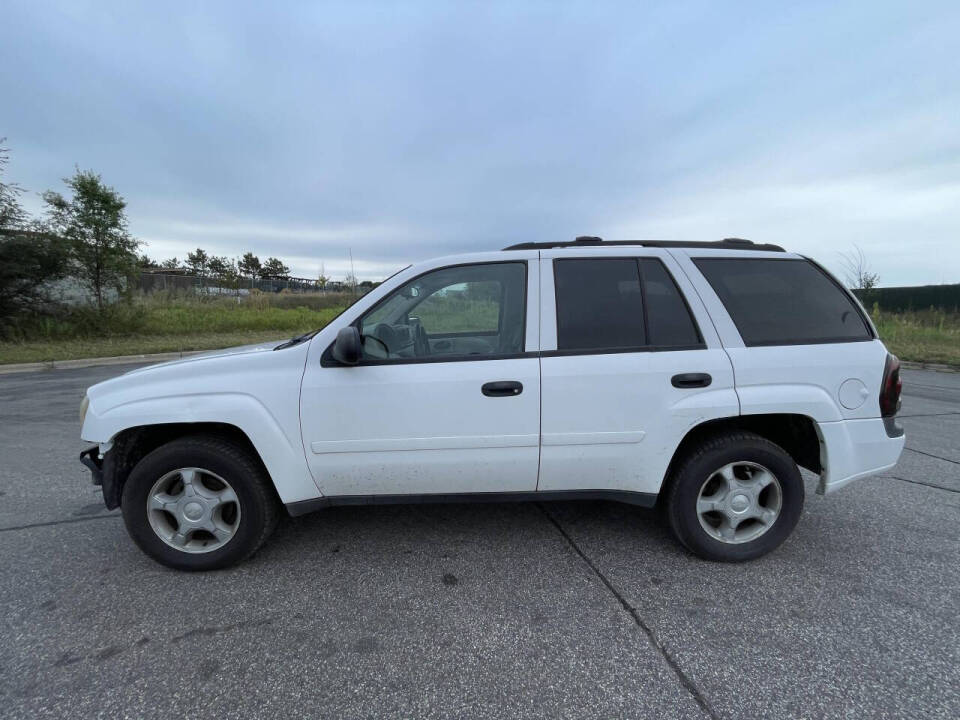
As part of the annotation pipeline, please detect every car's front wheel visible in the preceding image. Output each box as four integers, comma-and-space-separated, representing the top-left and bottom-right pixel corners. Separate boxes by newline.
121, 435, 280, 571
666, 431, 804, 562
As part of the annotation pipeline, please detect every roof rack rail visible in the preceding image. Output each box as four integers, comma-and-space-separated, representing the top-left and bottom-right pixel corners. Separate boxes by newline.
502, 237, 786, 252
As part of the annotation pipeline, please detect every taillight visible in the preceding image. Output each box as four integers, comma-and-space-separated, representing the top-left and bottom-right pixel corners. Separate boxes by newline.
879, 354, 902, 417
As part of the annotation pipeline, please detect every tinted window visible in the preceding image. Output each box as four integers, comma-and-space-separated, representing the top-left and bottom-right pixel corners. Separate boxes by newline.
694, 258, 872, 346
360, 262, 526, 360
639, 259, 701, 347
555, 259, 645, 351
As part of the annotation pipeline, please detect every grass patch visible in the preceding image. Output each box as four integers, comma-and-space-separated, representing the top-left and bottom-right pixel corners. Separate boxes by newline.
870, 308, 960, 367
0, 292, 354, 364
0, 331, 310, 364
1, 295, 958, 367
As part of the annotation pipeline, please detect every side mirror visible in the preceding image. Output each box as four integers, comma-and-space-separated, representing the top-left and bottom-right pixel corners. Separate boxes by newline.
332, 326, 362, 365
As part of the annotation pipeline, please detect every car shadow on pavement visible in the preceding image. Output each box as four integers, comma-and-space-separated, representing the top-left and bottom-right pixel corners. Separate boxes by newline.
258, 499, 680, 569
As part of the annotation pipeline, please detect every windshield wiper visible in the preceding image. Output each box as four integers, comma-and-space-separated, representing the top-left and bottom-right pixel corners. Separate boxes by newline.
273, 330, 319, 350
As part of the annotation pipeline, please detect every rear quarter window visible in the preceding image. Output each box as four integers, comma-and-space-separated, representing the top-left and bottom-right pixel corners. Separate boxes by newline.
639, 259, 702, 347
693, 257, 873, 346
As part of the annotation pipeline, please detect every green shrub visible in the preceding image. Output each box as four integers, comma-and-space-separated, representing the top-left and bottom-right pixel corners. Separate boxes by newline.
870, 308, 960, 366
1, 293, 348, 342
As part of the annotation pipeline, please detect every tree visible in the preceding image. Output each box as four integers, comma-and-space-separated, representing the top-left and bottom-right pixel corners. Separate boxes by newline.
161, 257, 181, 271
0, 229, 73, 321
0, 141, 71, 321
261, 256, 290, 279
43, 169, 140, 309
186, 247, 209, 277
0, 138, 27, 230
840, 245, 879, 291
207, 256, 238, 291
137, 253, 158, 270
207, 255, 228, 278
344, 271, 358, 293
238, 252, 261, 281
317, 263, 329, 292
221, 261, 240, 291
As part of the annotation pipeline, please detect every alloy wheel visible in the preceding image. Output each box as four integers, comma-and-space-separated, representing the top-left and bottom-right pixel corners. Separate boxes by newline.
696, 461, 782, 544
146, 467, 241, 553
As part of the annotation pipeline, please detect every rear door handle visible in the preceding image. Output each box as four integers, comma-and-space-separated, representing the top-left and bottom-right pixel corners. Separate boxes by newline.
671, 373, 712, 389
482, 381, 523, 397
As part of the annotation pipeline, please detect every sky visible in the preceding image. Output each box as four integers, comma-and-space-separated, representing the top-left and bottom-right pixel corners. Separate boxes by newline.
2, 0, 958, 285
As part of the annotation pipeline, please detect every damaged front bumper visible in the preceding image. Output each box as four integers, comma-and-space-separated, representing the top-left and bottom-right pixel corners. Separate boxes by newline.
79, 445, 120, 510
80, 445, 103, 484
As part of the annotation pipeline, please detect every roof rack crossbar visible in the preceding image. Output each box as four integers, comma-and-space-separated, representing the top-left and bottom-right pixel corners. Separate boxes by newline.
502, 238, 786, 252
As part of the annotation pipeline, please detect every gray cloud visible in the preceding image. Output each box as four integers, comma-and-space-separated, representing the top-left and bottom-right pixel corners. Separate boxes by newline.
3, 0, 958, 283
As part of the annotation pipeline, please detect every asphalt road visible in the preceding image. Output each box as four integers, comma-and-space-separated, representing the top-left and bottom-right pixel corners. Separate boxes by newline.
1, 365, 958, 719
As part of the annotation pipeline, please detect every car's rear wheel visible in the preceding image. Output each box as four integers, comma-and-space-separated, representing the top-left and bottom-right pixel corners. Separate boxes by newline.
121, 435, 280, 570
666, 431, 804, 561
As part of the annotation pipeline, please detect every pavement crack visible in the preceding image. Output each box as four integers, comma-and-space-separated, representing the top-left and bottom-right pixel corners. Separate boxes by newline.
0, 513, 120, 533
904, 446, 960, 466
882, 475, 960, 494
538, 504, 719, 720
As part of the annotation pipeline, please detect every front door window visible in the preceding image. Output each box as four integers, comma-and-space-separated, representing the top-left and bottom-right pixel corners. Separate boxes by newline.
359, 262, 526, 361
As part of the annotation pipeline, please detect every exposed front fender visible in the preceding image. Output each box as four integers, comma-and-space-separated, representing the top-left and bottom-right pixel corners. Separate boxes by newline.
81, 392, 320, 504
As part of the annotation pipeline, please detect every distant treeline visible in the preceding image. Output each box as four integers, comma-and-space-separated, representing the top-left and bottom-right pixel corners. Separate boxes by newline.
853, 283, 960, 312
1, 138, 374, 325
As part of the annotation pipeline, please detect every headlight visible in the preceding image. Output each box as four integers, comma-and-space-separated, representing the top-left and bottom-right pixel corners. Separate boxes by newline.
79, 395, 90, 424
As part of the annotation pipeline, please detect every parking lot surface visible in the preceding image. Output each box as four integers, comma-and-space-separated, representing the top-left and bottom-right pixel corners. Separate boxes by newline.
1, 365, 958, 719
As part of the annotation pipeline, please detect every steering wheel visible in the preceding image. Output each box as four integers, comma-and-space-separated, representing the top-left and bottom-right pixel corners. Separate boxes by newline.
414, 322, 431, 357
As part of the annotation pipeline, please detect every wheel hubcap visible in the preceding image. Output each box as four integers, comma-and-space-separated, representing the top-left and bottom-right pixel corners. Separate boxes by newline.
146, 468, 241, 554
696, 461, 782, 544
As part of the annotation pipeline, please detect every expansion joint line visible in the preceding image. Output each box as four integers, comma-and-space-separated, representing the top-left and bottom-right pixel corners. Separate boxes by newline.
537, 504, 719, 720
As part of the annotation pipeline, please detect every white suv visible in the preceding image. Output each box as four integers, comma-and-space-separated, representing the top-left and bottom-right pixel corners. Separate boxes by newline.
79, 237, 905, 570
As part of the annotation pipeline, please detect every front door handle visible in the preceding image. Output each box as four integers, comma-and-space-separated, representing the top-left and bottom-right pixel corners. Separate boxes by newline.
482, 381, 523, 397
671, 373, 712, 389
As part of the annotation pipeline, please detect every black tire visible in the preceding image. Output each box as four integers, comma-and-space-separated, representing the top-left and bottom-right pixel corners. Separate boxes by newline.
666, 431, 804, 562
120, 434, 280, 571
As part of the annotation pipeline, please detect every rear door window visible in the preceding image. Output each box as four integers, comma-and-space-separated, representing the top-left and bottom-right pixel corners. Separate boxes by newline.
554, 258, 645, 351
553, 257, 702, 352
693, 257, 873, 346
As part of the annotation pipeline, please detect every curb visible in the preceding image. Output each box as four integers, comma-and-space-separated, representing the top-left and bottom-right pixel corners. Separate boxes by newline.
899, 360, 958, 374
0, 350, 206, 375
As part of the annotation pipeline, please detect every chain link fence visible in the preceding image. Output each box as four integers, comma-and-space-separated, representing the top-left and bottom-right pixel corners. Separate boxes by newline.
136, 272, 356, 296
